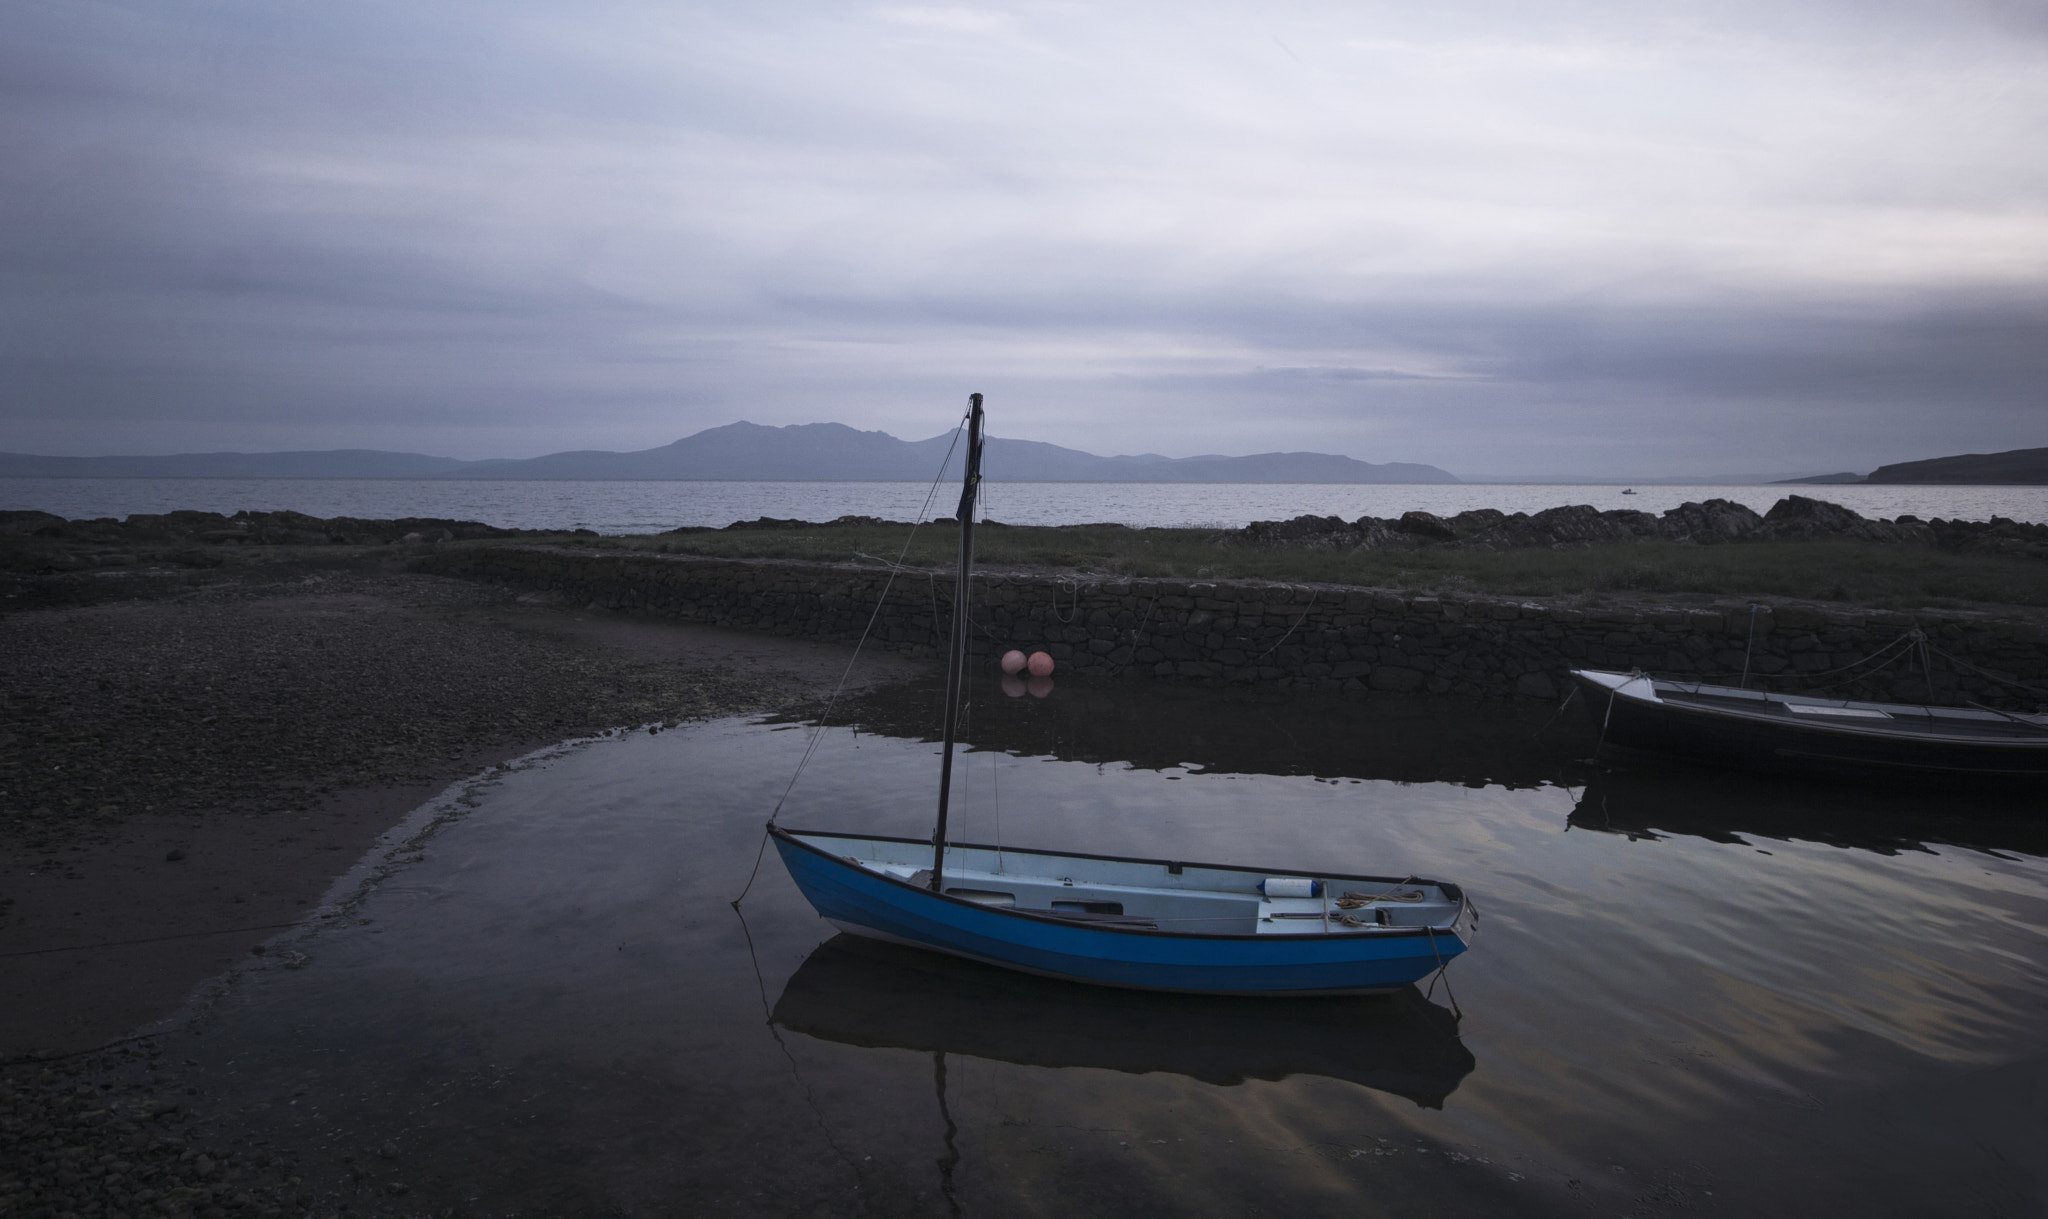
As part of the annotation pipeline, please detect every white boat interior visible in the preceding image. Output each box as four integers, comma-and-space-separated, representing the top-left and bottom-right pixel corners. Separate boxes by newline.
789, 831, 1464, 937
1574, 668, 2048, 738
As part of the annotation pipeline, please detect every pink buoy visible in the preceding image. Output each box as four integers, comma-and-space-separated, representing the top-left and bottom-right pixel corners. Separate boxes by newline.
1000, 649, 1027, 675
1027, 651, 1054, 677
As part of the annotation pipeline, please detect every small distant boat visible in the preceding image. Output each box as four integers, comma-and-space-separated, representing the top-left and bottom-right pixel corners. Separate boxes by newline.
1620, 488, 1637, 495
1571, 669, 2048, 784
772, 394, 1478, 995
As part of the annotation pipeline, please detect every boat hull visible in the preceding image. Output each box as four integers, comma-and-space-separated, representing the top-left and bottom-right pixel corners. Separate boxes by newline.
771, 829, 1473, 996
1572, 669, 2048, 785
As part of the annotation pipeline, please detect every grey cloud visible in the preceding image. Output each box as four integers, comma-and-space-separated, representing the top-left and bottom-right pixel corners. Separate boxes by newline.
2, 0, 2045, 475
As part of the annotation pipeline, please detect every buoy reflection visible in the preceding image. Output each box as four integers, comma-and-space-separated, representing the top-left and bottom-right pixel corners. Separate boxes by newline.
1000, 674, 1056, 699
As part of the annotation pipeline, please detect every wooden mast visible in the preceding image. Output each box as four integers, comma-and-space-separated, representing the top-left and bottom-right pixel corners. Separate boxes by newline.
930, 394, 984, 890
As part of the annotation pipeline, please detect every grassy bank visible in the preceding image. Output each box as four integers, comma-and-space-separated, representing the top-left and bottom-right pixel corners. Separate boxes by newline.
563, 523, 2048, 612
6, 514, 2044, 614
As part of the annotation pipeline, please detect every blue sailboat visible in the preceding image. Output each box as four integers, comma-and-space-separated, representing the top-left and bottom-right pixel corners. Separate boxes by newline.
771, 394, 1478, 996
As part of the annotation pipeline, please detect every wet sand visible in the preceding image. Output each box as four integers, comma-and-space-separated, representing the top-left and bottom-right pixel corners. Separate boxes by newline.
2, 567, 923, 1058
2, 565, 928, 1219
31, 698, 2036, 1219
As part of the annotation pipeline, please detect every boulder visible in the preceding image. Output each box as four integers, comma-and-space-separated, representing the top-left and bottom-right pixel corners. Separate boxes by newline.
1241, 514, 1368, 549
1395, 511, 1457, 541
1756, 495, 1867, 540
1350, 518, 1413, 549
1448, 508, 1507, 533
1458, 505, 1660, 549
723, 516, 817, 531
1659, 499, 1763, 543
0, 510, 67, 535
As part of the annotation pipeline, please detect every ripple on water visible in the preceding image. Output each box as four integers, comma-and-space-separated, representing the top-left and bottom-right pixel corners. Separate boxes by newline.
169, 692, 2048, 1216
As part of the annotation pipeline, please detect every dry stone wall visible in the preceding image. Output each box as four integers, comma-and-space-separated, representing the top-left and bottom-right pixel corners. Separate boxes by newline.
417, 547, 2048, 708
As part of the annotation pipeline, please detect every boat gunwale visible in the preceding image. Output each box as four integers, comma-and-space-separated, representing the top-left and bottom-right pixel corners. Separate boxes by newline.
772, 825, 1469, 944
1570, 668, 2048, 749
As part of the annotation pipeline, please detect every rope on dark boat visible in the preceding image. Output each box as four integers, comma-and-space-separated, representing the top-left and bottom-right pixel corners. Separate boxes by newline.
1758, 630, 1921, 695
1928, 641, 2048, 699
1966, 700, 2048, 732
1671, 629, 1921, 696
1801, 630, 1916, 680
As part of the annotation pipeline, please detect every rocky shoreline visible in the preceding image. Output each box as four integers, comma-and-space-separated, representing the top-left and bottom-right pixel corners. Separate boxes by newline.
1, 499, 2042, 1216
0, 551, 925, 1218
12, 492, 2048, 568
691, 493, 2048, 558
1233, 493, 2048, 556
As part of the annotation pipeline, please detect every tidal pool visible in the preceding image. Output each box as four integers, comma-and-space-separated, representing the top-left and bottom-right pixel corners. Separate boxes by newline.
163, 681, 2047, 1217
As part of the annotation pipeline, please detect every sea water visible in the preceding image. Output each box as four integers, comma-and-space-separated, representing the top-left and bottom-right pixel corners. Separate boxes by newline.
4, 477, 2045, 532
147, 681, 2048, 1217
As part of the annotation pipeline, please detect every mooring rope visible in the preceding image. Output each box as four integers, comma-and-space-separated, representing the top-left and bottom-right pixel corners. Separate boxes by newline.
1739, 603, 1760, 688
1249, 587, 1320, 665
1669, 629, 1923, 696
1929, 641, 2048, 698
731, 412, 970, 907
1594, 681, 1621, 758
1423, 924, 1462, 1020
1535, 683, 1580, 738
730, 904, 869, 1196
853, 551, 931, 573
1102, 588, 1162, 677
1049, 578, 1080, 624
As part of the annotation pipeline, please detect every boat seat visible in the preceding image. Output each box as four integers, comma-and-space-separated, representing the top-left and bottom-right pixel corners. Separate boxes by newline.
1015, 908, 1161, 930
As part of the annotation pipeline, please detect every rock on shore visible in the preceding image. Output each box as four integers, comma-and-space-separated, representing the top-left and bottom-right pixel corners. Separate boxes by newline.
1235, 495, 2048, 557
1, 1044, 306, 1219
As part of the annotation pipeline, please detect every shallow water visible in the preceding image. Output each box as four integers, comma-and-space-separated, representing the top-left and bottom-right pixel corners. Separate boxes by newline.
169, 681, 2047, 1217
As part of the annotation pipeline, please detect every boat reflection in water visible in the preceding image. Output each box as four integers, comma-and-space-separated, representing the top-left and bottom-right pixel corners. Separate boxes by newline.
771, 934, 1476, 1109
1568, 761, 2048, 858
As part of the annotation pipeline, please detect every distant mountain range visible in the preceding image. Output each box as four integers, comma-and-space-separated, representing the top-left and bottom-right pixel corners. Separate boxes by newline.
0, 421, 1457, 484
1774, 446, 2048, 486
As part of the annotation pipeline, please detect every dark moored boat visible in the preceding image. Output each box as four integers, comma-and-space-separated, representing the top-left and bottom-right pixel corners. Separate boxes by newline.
1571, 669, 2048, 785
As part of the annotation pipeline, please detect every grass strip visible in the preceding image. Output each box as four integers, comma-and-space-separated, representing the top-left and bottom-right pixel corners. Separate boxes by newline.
500, 523, 2048, 612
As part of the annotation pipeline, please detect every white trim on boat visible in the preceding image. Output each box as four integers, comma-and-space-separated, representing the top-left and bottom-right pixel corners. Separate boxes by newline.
1784, 704, 1892, 719
1576, 668, 1662, 703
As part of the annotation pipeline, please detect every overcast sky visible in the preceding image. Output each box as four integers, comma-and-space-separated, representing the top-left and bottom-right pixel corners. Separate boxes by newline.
3, 0, 2044, 477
